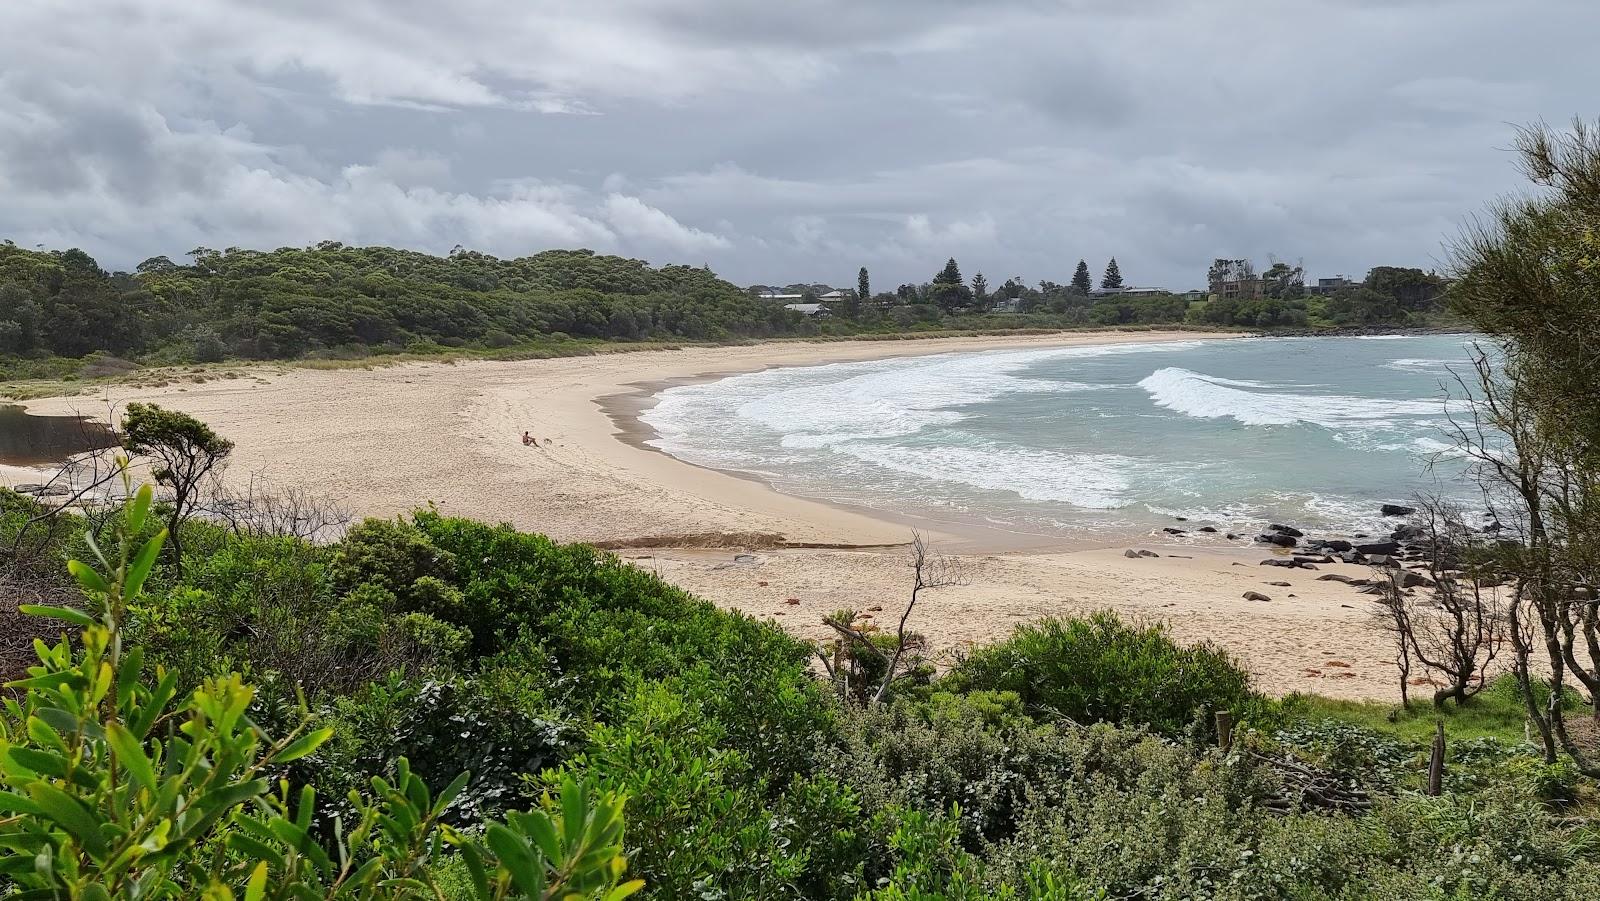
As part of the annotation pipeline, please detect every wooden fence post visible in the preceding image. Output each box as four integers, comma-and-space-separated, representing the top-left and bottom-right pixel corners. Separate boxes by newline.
1427, 720, 1445, 796
1216, 710, 1234, 754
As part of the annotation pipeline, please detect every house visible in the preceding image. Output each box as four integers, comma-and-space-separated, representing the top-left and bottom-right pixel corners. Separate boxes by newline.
1210, 278, 1264, 300
784, 303, 827, 316
757, 290, 805, 301
1309, 276, 1355, 295
819, 290, 850, 301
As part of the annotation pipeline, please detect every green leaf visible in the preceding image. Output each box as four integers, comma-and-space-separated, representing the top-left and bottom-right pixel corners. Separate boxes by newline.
486, 824, 546, 898
124, 529, 168, 600
5, 671, 80, 692
172, 779, 270, 845
0, 790, 44, 816
603, 879, 647, 901
66, 560, 111, 595
117, 645, 144, 708
560, 777, 586, 848
83, 531, 112, 573
107, 723, 158, 793
127, 484, 154, 534
269, 726, 334, 764
131, 669, 179, 738
17, 605, 96, 628
434, 770, 470, 817
457, 843, 492, 901
226, 832, 286, 870
521, 811, 563, 868
244, 860, 269, 901
27, 783, 110, 858
34, 709, 105, 751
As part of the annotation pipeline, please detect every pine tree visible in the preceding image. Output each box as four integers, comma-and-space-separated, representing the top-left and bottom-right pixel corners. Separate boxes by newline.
1101, 257, 1124, 290
858, 266, 870, 306
930, 258, 972, 313
972, 272, 989, 308
1071, 260, 1093, 294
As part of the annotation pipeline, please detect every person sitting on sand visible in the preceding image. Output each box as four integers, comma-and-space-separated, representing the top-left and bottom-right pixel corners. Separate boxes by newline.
522, 431, 536, 447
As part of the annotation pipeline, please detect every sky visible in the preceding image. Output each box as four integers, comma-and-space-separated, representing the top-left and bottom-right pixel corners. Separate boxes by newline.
1, 1, 1594, 291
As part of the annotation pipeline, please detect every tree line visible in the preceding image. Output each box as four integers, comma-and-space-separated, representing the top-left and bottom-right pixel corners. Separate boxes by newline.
0, 237, 1454, 381
0, 242, 802, 366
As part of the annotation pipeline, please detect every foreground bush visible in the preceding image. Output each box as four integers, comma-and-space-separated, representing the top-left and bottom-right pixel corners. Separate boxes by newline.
943, 612, 1254, 738
7, 482, 1598, 899
0, 481, 642, 899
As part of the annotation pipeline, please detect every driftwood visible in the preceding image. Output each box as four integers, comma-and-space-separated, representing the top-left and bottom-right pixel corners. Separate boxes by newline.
1250, 750, 1373, 815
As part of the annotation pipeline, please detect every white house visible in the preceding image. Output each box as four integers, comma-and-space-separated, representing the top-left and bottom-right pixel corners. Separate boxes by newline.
784, 303, 827, 316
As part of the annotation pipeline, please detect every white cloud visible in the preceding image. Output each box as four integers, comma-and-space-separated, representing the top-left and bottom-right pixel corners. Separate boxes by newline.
602, 194, 732, 253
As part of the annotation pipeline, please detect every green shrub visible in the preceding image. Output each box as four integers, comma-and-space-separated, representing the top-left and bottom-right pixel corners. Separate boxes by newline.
331, 516, 458, 607
317, 671, 576, 825
547, 680, 809, 899
0, 481, 642, 899
411, 512, 836, 781
943, 612, 1254, 738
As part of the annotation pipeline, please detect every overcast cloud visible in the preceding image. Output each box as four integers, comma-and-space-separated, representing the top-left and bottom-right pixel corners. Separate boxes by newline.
0, 0, 1594, 289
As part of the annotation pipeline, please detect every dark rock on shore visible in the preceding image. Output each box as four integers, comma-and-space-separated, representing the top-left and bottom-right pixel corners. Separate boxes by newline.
1397, 571, 1435, 589
1355, 540, 1400, 556
1390, 524, 1424, 542
1162, 527, 1186, 535
1257, 533, 1298, 548
1381, 503, 1416, 517
1268, 523, 1305, 537
1199, 526, 1218, 533
1243, 591, 1272, 602
1263, 325, 1470, 339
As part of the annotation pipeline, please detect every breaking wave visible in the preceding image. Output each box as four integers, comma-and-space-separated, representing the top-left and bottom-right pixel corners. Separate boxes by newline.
1137, 367, 1447, 428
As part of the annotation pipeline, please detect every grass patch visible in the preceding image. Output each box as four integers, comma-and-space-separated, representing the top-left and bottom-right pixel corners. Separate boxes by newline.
1277, 673, 1580, 747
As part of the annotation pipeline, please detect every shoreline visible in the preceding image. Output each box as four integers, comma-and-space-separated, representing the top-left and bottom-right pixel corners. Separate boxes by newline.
595, 364, 1163, 556
3, 329, 1412, 701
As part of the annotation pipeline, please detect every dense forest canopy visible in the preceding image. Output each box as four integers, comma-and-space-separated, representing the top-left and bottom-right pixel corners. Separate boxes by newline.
0, 242, 799, 363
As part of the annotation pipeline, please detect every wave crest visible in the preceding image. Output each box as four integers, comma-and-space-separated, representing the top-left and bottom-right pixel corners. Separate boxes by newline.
1138, 367, 1446, 427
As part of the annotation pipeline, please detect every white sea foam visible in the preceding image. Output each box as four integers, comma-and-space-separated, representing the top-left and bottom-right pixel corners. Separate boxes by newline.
1382, 358, 1457, 373
838, 441, 1136, 509
646, 341, 1196, 453
1137, 367, 1447, 428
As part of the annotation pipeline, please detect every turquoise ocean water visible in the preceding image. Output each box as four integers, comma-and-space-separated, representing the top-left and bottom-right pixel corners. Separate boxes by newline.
641, 336, 1482, 539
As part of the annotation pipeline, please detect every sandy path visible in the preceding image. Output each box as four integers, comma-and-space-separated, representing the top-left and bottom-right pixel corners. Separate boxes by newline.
4, 331, 1406, 701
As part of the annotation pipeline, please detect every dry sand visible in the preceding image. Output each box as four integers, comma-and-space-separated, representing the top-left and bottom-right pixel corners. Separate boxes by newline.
4, 331, 1404, 701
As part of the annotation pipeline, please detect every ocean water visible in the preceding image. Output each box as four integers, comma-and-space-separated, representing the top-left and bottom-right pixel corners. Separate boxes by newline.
640, 336, 1486, 540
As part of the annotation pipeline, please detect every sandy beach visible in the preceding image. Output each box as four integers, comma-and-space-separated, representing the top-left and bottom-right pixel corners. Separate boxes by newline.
4, 331, 1406, 701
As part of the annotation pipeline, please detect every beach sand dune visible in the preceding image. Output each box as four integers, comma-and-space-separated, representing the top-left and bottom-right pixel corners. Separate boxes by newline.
6, 331, 1403, 701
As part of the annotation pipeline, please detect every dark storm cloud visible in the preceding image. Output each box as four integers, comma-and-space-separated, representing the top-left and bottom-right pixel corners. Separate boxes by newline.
0, 0, 1594, 288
